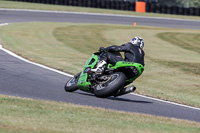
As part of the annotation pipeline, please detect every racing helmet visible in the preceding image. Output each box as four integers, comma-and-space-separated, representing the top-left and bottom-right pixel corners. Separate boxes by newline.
130, 36, 144, 49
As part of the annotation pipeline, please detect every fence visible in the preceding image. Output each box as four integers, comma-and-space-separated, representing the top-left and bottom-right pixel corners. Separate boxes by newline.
10, 0, 200, 16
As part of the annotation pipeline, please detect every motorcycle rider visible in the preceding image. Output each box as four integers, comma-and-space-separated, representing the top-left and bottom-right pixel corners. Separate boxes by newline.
92, 36, 145, 74
91, 36, 145, 96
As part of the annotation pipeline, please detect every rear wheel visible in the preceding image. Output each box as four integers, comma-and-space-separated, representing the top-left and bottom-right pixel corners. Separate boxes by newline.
94, 72, 126, 98
64, 72, 81, 92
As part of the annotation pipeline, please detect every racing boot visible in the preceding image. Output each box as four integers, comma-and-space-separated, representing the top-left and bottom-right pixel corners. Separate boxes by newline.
91, 60, 107, 75
114, 85, 136, 97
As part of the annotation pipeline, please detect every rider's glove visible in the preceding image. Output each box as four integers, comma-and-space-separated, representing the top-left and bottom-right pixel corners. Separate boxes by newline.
99, 47, 107, 53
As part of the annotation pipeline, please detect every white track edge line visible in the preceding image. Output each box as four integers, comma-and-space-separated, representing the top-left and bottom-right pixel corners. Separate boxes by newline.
0, 8, 200, 22
1, 23, 200, 111
0, 23, 73, 77
0, 45, 73, 77
131, 93, 200, 111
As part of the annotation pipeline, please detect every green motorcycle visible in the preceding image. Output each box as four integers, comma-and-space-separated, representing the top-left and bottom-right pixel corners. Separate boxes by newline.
65, 52, 144, 98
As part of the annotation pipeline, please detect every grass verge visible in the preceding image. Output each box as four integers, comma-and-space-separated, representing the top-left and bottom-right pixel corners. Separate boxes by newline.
0, 22, 199, 108
0, 94, 199, 133
0, 0, 200, 20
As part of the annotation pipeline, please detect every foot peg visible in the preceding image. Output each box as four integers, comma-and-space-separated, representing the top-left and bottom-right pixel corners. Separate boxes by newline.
114, 85, 136, 97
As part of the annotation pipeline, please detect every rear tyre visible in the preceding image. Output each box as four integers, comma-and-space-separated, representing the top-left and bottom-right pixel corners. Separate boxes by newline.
94, 72, 126, 98
64, 72, 81, 92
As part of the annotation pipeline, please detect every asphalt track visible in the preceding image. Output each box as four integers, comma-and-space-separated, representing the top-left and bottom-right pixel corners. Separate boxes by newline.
0, 9, 200, 122
1, 8, 200, 29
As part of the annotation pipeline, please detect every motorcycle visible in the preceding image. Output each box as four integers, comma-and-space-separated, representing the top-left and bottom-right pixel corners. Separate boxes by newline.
64, 51, 144, 98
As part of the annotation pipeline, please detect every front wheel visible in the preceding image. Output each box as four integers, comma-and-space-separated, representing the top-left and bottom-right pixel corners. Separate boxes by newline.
94, 72, 126, 98
64, 72, 81, 92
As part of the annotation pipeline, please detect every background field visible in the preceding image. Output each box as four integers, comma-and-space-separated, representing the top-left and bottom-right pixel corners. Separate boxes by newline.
0, 22, 199, 108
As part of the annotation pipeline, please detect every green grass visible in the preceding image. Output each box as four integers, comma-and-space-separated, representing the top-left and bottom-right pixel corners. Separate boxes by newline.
158, 32, 200, 54
0, 94, 199, 133
156, 32, 200, 75
1, 0, 200, 20
0, 22, 199, 108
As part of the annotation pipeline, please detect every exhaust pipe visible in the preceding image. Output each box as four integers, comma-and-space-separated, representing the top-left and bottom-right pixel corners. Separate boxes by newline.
114, 85, 136, 97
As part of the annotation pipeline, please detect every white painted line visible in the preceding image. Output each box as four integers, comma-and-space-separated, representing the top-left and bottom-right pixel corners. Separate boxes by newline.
0, 45, 73, 77
131, 93, 200, 111
0, 23, 9, 26
0, 23, 200, 111
0, 8, 200, 22
0, 23, 73, 77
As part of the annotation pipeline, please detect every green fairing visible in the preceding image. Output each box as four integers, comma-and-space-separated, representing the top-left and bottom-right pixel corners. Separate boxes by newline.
77, 54, 98, 93
77, 54, 144, 93
77, 73, 91, 93
108, 61, 144, 82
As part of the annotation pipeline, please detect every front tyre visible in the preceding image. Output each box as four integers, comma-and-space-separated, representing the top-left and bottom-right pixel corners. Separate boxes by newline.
64, 73, 81, 92
94, 72, 126, 98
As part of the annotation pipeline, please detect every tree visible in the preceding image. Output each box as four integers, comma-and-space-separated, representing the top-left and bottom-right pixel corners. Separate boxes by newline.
157, 0, 200, 8
189, 0, 200, 8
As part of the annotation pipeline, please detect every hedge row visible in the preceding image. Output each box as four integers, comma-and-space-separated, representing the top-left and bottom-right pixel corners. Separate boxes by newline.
11, 0, 200, 16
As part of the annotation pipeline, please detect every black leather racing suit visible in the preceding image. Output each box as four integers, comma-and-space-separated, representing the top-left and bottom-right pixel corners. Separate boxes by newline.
100, 42, 145, 66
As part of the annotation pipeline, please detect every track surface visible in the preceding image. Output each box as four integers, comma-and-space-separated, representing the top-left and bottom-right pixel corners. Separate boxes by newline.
1, 8, 200, 29
0, 9, 200, 122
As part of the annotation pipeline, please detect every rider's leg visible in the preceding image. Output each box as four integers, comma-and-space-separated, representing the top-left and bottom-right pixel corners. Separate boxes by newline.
91, 60, 107, 74
91, 52, 107, 74
107, 52, 124, 65
91, 52, 124, 74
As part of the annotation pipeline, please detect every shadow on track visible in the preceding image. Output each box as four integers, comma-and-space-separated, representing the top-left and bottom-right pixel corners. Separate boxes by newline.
108, 97, 153, 104
75, 91, 153, 104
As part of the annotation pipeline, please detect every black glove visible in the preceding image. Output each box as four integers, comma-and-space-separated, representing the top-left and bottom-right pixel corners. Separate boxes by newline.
99, 47, 107, 53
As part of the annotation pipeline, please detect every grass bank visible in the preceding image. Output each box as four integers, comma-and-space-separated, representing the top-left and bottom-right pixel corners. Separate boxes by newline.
0, 0, 200, 20
0, 22, 199, 108
0, 94, 199, 133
